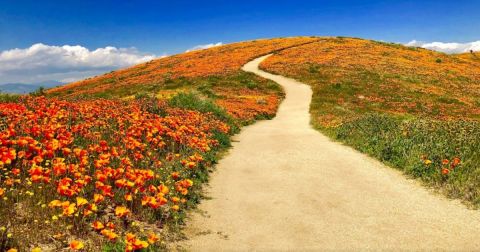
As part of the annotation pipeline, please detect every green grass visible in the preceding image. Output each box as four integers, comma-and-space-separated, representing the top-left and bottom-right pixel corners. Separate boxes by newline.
328, 114, 480, 206
260, 38, 480, 207
49, 71, 281, 101
0, 93, 22, 103
168, 92, 238, 133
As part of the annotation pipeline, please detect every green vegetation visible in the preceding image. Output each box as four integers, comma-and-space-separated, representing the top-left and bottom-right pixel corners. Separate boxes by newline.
329, 114, 480, 206
0, 92, 21, 103
168, 92, 238, 133
261, 37, 480, 207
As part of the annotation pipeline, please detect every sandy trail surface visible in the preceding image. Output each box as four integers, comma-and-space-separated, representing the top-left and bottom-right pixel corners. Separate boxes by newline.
181, 55, 480, 251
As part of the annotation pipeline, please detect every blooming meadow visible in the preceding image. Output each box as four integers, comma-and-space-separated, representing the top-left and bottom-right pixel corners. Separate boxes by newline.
260, 37, 480, 207
0, 37, 321, 251
48, 37, 319, 98
0, 96, 236, 250
2, 35, 478, 250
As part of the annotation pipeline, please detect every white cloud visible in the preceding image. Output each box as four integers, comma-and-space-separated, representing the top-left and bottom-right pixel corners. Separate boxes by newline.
186, 42, 223, 52
0, 43, 157, 84
405, 40, 480, 54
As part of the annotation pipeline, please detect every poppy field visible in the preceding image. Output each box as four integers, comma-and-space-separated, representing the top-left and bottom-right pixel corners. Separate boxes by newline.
2, 35, 480, 250
47, 37, 319, 99
0, 96, 238, 251
0, 37, 320, 251
260, 37, 480, 207
0, 79, 287, 251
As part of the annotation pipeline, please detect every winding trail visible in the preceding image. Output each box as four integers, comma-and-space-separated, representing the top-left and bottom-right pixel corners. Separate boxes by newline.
181, 55, 480, 251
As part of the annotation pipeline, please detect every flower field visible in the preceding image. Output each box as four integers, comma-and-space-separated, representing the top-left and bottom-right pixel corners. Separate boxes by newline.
0, 96, 236, 251
0, 37, 317, 251
47, 37, 319, 98
260, 37, 480, 207
2, 35, 479, 250
45, 37, 308, 126
261, 37, 480, 126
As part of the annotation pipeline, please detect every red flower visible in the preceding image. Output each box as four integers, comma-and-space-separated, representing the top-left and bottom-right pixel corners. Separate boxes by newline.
441, 168, 450, 175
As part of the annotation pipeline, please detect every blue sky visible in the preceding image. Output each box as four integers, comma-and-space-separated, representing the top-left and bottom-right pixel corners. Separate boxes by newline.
0, 0, 479, 84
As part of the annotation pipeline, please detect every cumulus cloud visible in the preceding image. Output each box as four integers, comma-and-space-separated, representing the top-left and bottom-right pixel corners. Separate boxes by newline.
186, 42, 223, 52
405, 40, 480, 54
0, 43, 156, 84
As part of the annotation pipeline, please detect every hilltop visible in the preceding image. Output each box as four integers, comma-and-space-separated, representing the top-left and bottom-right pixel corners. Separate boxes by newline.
48, 36, 480, 123
48, 37, 319, 122
261, 37, 480, 125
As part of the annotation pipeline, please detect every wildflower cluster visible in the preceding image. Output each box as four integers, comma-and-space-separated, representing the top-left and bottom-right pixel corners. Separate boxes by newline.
0, 96, 229, 250
422, 156, 462, 176
215, 88, 281, 122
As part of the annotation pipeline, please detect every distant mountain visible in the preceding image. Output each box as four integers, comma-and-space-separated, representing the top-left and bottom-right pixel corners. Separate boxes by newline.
0, 80, 65, 94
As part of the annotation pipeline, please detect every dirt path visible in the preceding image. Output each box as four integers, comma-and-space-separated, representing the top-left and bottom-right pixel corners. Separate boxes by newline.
181, 55, 480, 251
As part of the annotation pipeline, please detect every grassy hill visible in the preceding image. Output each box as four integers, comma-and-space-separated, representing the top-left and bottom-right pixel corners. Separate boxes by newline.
1, 36, 480, 250
48, 36, 480, 206
260, 37, 480, 206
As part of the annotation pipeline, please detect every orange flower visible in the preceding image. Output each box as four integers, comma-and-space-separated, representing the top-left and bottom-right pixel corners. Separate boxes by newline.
11, 168, 20, 176
115, 206, 130, 218
171, 197, 180, 204
76, 197, 88, 207
62, 147, 72, 156
48, 199, 62, 208
147, 232, 160, 244
106, 222, 115, 230
69, 240, 84, 250
62, 203, 77, 216
91, 221, 104, 231
125, 233, 149, 252
171, 172, 180, 180
124, 193, 133, 201
0, 95, 241, 243
100, 229, 118, 241
441, 168, 450, 175
83, 203, 97, 216
451, 157, 461, 168
158, 184, 169, 194
186, 161, 196, 169
442, 159, 449, 165
93, 193, 104, 203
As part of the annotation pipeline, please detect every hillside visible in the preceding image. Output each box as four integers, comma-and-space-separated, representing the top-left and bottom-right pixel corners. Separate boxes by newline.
46, 35, 480, 205
0, 37, 321, 251
261, 37, 480, 126
48, 37, 319, 122
2, 36, 480, 251
457, 51, 480, 63
48, 36, 480, 124
48, 37, 318, 97
48, 36, 480, 206
260, 37, 480, 206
